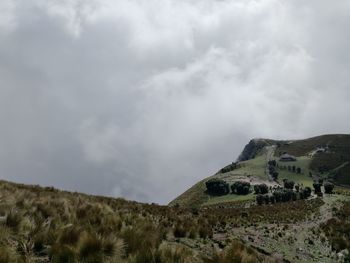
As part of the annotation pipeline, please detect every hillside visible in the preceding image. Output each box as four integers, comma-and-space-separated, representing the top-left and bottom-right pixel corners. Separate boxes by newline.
165, 134, 350, 262
0, 134, 349, 263
170, 134, 350, 208
0, 179, 349, 263
0, 180, 282, 263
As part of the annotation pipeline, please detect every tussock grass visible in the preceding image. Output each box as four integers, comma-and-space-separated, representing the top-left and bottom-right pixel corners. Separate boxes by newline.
0, 179, 331, 262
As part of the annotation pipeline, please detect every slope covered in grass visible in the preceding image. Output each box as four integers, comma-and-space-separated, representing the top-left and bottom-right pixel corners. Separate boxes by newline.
170, 152, 270, 208
172, 134, 350, 209
0, 180, 279, 263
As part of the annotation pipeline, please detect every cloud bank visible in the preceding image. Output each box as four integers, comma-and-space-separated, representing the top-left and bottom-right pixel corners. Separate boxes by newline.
0, 0, 349, 203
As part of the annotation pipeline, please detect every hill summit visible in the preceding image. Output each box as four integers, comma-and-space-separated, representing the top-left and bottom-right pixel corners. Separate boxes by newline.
170, 134, 350, 207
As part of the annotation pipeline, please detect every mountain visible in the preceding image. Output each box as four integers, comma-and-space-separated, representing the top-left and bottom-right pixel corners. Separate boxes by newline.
0, 134, 349, 263
170, 134, 350, 208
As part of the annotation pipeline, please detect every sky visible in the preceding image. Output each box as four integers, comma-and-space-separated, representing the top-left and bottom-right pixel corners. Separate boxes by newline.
0, 0, 349, 204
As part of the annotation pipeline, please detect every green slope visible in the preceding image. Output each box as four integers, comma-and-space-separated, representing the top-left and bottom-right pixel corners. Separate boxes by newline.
170, 134, 350, 208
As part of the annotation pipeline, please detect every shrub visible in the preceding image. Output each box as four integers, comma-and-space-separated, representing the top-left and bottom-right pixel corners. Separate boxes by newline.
313, 182, 322, 194
303, 187, 312, 198
254, 184, 268, 195
273, 190, 294, 203
59, 226, 81, 245
102, 236, 125, 258
204, 240, 266, 263
157, 244, 194, 262
256, 195, 264, 205
198, 226, 213, 239
272, 171, 279, 180
324, 182, 334, 194
231, 182, 250, 195
50, 244, 76, 263
6, 210, 22, 231
205, 179, 230, 196
283, 180, 295, 190
263, 195, 270, 205
219, 162, 238, 173
0, 246, 11, 263
173, 224, 186, 238
33, 232, 46, 255
78, 233, 103, 263
268, 160, 276, 167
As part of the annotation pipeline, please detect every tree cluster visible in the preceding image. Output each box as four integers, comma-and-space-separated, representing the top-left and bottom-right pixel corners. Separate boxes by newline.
205, 179, 230, 196
324, 182, 334, 194
279, 164, 302, 174
254, 184, 269, 195
283, 179, 295, 190
268, 162, 279, 180
256, 186, 312, 205
231, 181, 251, 195
312, 180, 334, 194
218, 162, 240, 174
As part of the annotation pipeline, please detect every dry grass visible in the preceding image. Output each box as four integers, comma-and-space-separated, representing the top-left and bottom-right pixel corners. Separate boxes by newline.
0, 180, 280, 263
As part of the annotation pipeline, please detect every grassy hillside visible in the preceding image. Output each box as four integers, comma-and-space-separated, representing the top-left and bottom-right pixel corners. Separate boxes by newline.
275, 134, 350, 186
1, 134, 350, 263
1, 179, 349, 263
171, 134, 350, 208
170, 152, 269, 208
276, 156, 314, 188
0, 180, 279, 263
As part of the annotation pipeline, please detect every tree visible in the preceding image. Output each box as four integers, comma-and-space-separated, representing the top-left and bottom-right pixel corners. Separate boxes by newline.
205, 178, 230, 196
324, 182, 334, 194
219, 162, 238, 173
284, 179, 295, 190
273, 191, 282, 203
292, 166, 296, 173
231, 181, 250, 195
263, 195, 270, 204
282, 190, 293, 202
254, 184, 268, 195
313, 182, 322, 194
303, 187, 312, 198
296, 167, 301, 174
272, 171, 279, 180
268, 160, 276, 167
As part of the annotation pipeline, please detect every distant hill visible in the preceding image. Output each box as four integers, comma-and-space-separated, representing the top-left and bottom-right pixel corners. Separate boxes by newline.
0, 135, 350, 263
170, 134, 350, 208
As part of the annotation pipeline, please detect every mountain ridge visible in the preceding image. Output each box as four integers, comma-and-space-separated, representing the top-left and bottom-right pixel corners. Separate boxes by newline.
170, 134, 350, 208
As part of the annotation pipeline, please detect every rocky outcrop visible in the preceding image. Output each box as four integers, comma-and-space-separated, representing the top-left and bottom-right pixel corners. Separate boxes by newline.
237, 139, 276, 162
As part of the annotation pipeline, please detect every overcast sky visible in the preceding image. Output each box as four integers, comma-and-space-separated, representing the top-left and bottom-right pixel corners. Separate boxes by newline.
0, 0, 349, 204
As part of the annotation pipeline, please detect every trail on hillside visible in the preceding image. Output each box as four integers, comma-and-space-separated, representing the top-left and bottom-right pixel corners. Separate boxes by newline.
228, 195, 349, 263
265, 145, 276, 182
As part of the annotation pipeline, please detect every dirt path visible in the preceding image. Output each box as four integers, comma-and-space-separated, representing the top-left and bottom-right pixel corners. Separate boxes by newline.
265, 145, 276, 182
227, 195, 349, 262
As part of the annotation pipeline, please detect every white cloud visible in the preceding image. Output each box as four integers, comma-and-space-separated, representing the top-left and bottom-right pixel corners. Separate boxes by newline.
0, 0, 349, 203
0, 0, 16, 33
